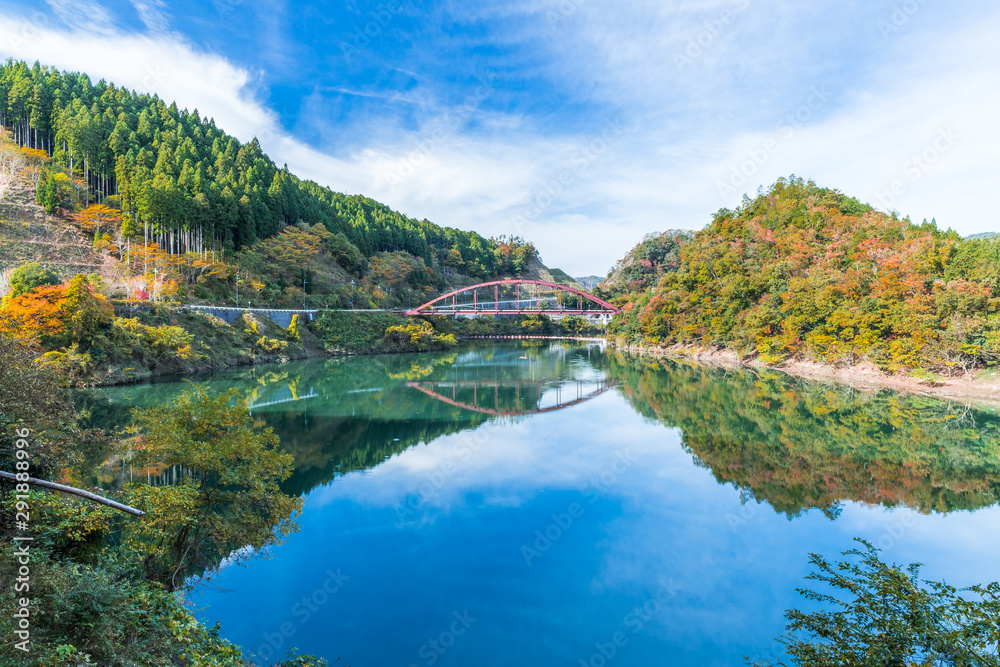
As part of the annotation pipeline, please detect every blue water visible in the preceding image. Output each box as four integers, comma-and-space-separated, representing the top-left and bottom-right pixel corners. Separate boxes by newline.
89, 342, 1000, 666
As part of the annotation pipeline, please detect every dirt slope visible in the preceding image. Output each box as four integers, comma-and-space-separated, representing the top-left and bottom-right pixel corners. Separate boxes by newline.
0, 173, 103, 281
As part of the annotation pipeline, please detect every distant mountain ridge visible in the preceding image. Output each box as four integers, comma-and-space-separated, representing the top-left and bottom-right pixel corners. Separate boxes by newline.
575, 275, 604, 289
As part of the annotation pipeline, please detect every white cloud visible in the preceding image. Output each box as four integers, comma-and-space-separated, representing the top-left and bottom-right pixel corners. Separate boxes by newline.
41, 0, 115, 35
0, 16, 273, 142
128, 0, 170, 35
705, 13, 1000, 229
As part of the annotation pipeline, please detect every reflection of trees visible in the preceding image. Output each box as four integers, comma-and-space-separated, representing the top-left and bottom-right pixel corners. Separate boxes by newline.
274, 344, 611, 495
606, 351, 1000, 516
80, 342, 612, 498
383, 353, 458, 381
273, 415, 488, 496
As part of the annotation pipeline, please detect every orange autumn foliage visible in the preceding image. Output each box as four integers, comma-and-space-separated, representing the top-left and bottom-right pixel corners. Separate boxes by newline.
1, 284, 68, 345
0, 275, 114, 349
72, 204, 123, 237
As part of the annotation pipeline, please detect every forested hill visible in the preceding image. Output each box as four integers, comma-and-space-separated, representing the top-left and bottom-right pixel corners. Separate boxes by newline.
610, 176, 1000, 375
595, 229, 693, 300
0, 59, 533, 281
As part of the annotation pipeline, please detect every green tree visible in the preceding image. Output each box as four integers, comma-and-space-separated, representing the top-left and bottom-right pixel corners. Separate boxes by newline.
0, 332, 82, 481
126, 386, 302, 590
752, 539, 1000, 667
59, 273, 114, 350
8, 261, 60, 298
34, 170, 59, 212
520, 314, 553, 334
560, 315, 589, 336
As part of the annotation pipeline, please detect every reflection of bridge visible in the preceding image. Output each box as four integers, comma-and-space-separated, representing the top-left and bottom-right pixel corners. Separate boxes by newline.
406, 379, 618, 417
405, 279, 620, 317
248, 389, 318, 413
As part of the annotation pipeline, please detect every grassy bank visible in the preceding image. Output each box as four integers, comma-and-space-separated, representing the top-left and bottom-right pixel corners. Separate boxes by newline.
54, 304, 322, 387
311, 310, 457, 354
443, 312, 606, 338
310, 311, 606, 356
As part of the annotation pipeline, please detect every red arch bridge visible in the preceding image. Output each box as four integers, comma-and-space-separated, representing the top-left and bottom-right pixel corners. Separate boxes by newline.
404, 279, 619, 318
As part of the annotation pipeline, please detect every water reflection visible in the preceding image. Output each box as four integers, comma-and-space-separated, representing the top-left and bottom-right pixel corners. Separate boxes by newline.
605, 351, 1000, 516
406, 379, 616, 416
79, 341, 1000, 666
81, 341, 1000, 516
81, 341, 612, 495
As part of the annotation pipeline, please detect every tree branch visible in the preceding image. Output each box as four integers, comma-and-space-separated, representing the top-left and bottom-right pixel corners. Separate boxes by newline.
0, 471, 145, 516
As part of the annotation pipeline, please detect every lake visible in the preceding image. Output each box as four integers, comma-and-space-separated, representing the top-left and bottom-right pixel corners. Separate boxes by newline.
84, 341, 1000, 666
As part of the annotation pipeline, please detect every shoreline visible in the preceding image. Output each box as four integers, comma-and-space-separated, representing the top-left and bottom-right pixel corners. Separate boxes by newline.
88, 335, 606, 387
610, 341, 1000, 408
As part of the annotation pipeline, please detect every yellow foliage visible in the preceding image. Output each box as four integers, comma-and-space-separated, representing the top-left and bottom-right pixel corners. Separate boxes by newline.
112, 317, 198, 361
5, 490, 115, 543
39, 346, 92, 378
382, 320, 456, 351
255, 336, 288, 353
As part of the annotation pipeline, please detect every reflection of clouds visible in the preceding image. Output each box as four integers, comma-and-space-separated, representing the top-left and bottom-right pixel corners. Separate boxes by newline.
307, 391, 675, 511
195, 366, 1000, 665
837, 504, 1000, 585
310, 385, 1000, 599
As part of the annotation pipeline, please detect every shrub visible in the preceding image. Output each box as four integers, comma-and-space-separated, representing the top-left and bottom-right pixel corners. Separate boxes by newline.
382, 321, 456, 352
0, 546, 248, 666
255, 336, 288, 354
39, 345, 93, 380
112, 318, 198, 363
2, 490, 113, 553
311, 310, 409, 353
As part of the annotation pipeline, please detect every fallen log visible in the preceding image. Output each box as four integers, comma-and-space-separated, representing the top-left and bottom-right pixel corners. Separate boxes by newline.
0, 471, 145, 516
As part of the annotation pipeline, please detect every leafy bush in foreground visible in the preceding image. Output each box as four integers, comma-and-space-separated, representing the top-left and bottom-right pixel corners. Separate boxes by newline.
752, 539, 1000, 667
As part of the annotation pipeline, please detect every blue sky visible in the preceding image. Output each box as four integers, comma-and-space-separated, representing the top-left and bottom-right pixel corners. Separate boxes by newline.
1, 0, 998, 274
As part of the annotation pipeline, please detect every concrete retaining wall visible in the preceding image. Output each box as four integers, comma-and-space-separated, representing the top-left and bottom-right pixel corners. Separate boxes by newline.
187, 306, 317, 328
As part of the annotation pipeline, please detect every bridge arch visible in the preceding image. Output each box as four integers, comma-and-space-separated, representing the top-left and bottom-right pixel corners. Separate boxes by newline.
406, 380, 618, 417
404, 279, 619, 316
